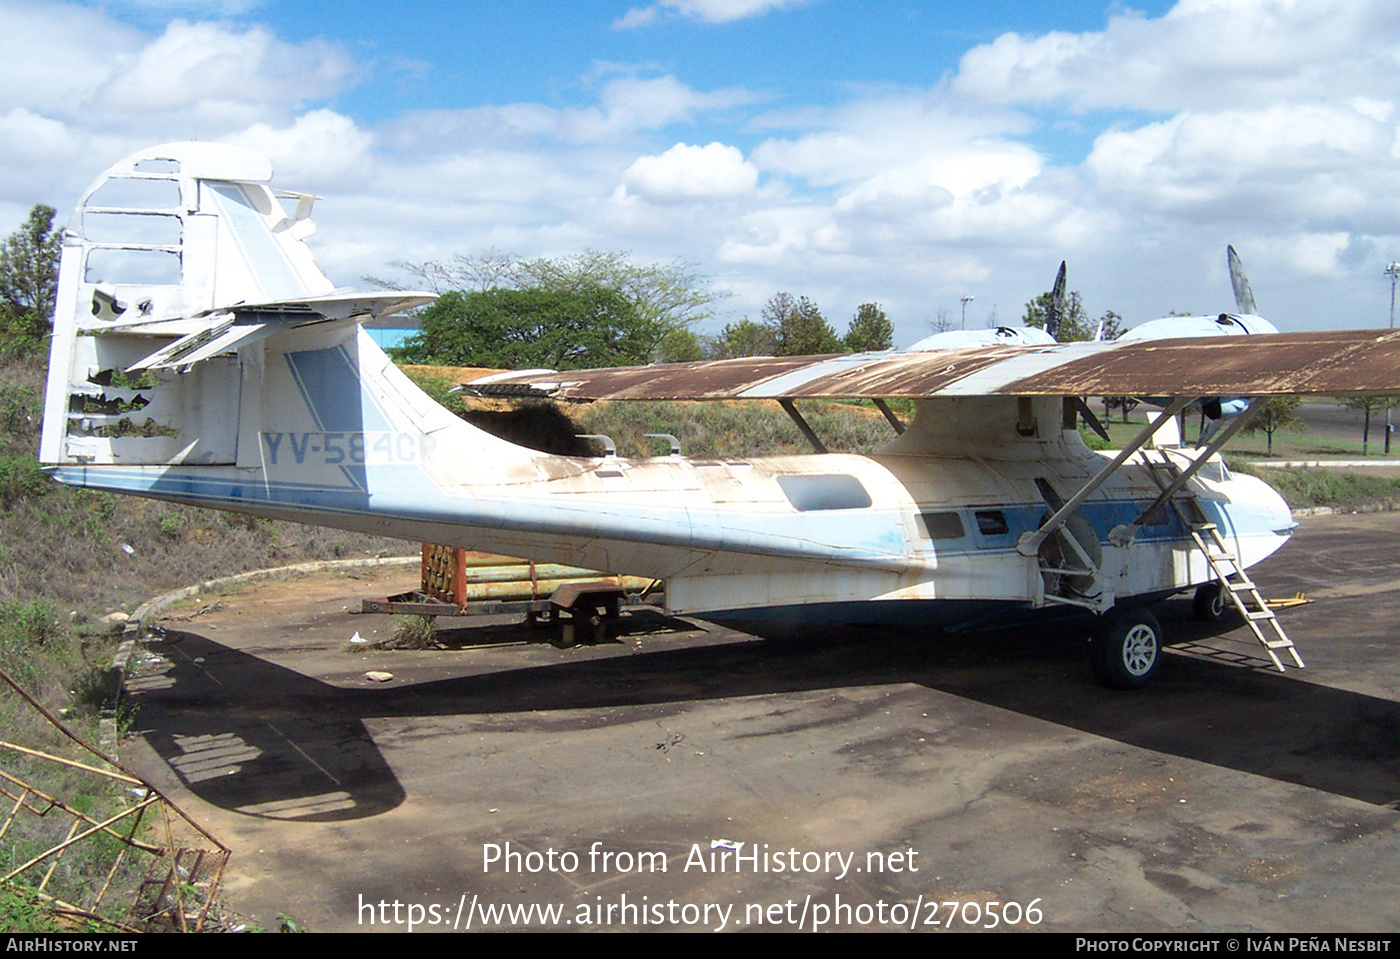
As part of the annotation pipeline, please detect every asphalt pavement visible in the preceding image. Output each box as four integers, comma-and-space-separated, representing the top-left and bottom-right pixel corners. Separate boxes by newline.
119, 512, 1400, 933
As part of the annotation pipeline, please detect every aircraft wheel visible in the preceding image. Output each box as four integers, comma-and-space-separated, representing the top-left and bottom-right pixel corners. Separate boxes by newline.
1192, 582, 1230, 623
1090, 607, 1162, 690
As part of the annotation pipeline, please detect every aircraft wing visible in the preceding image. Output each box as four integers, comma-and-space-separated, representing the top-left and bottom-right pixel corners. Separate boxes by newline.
465, 329, 1400, 401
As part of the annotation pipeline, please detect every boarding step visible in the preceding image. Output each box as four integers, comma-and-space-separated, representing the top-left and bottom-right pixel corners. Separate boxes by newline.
1139, 449, 1304, 672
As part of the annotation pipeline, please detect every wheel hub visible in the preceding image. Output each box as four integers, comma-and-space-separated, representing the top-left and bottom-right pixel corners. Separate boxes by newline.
1123, 625, 1158, 676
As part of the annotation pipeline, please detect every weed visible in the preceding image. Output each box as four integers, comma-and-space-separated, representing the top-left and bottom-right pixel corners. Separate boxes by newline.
70, 666, 122, 713
0, 881, 106, 932
0, 455, 50, 506
276, 912, 307, 933
380, 615, 436, 649
158, 511, 187, 538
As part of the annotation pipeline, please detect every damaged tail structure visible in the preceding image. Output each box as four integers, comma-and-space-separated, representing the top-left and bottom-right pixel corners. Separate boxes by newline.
45, 142, 1315, 689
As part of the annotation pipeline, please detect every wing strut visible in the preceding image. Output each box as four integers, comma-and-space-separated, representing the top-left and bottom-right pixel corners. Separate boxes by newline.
1017, 397, 1191, 561
1125, 396, 1267, 533
873, 399, 906, 435
779, 399, 828, 454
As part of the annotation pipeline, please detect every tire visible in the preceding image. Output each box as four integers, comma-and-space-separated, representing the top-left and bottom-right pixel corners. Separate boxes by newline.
1090, 606, 1162, 690
1192, 582, 1229, 623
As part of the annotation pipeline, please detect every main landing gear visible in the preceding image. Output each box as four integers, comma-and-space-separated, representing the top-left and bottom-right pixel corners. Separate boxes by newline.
1089, 606, 1162, 690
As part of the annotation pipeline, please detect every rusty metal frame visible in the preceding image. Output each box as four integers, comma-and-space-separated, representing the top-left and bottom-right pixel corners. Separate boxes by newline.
0, 667, 230, 932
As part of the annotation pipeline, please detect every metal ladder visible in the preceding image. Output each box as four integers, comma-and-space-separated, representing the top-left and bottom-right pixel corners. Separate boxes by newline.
1140, 450, 1304, 671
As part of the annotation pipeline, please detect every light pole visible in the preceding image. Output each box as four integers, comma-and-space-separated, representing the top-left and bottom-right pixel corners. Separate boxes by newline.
1386, 264, 1399, 453
960, 294, 973, 330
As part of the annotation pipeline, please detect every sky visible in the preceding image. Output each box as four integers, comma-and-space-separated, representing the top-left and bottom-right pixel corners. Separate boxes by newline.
4, 0, 1400, 346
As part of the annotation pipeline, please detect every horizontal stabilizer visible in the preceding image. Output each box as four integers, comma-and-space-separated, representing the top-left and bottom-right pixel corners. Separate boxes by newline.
235, 291, 436, 322
128, 318, 272, 372
123, 292, 435, 372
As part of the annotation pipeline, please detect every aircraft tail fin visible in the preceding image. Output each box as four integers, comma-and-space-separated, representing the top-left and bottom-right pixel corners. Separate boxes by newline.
40, 142, 432, 470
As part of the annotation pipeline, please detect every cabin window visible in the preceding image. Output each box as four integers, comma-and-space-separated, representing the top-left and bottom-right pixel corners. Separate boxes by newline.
974, 510, 1009, 536
917, 511, 965, 540
777, 474, 872, 512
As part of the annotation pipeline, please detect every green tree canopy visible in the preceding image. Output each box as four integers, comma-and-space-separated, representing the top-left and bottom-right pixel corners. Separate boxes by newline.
1340, 394, 1400, 455
844, 302, 894, 352
0, 205, 62, 350
1240, 396, 1306, 455
373, 249, 725, 362
1023, 289, 1096, 342
766, 293, 843, 356
394, 286, 657, 370
711, 318, 777, 359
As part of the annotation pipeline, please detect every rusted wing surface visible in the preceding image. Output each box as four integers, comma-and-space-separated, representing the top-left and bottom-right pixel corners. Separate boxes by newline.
1008, 329, 1400, 397
465, 329, 1400, 400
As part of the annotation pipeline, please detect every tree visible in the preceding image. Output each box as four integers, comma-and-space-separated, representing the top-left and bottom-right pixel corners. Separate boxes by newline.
654, 327, 704, 363
1097, 310, 1125, 342
712, 318, 778, 359
1341, 395, 1399, 455
1023, 289, 1096, 342
0, 205, 62, 348
393, 287, 657, 370
844, 302, 893, 352
1240, 396, 1305, 455
766, 293, 843, 356
373, 249, 726, 362
1103, 396, 1141, 423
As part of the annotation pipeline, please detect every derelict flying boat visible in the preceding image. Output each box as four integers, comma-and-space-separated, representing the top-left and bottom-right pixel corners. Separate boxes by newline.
39, 143, 1400, 688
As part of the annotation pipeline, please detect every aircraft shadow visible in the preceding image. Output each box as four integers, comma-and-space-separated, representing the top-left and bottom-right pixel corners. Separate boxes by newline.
128, 599, 1400, 820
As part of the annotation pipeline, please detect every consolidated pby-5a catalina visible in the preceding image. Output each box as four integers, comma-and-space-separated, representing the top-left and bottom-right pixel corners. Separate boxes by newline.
39, 142, 1400, 688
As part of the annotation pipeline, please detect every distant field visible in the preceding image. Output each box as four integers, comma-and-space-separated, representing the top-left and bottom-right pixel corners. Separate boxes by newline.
1091, 399, 1397, 461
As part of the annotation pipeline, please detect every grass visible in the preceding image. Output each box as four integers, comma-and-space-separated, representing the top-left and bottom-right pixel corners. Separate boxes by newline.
1232, 461, 1400, 510
1086, 402, 1387, 461
0, 881, 108, 933
572, 398, 896, 458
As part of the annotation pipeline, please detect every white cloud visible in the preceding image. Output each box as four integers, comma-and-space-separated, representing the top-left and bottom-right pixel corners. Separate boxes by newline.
1086, 103, 1398, 228
1283, 232, 1351, 276
0, 0, 145, 115
614, 0, 805, 29
8, 0, 1400, 344
227, 110, 375, 189
384, 74, 756, 150
94, 20, 355, 119
0, 3, 354, 127
620, 142, 759, 203
564, 74, 755, 142
953, 0, 1400, 113
111, 0, 266, 14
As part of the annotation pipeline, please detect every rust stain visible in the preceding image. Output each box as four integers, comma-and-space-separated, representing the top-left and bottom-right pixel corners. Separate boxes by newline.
464, 330, 1400, 401
1003, 330, 1400, 396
